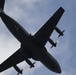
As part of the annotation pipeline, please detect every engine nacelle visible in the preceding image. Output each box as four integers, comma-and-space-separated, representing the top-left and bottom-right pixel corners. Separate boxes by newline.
55, 27, 65, 38
48, 38, 57, 48
25, 59, 35, 68
13, 65, 23, 74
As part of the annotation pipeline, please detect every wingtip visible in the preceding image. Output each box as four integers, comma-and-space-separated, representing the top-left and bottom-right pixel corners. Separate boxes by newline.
60, 7, 65, 12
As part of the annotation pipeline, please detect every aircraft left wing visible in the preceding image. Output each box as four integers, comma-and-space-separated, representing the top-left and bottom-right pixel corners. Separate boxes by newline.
34, 7, 65, 47
0, 48, 25, 72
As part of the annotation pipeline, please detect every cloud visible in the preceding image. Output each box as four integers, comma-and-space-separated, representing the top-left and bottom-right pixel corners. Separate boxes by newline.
0, 31, 20, 59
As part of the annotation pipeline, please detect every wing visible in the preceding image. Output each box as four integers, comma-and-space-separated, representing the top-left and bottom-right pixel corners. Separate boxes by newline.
34, 7, 65, 47
0, 48, 25, 72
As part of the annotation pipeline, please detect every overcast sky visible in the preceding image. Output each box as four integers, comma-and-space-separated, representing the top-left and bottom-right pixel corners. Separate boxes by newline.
0, 0, 76, 75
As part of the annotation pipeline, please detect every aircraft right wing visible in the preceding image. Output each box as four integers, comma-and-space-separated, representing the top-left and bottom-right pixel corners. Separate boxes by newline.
0, 48, 25, 72
34, 7, 65, 47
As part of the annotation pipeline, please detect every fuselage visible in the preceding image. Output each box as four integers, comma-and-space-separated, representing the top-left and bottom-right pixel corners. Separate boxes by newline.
0, 12, 61, 73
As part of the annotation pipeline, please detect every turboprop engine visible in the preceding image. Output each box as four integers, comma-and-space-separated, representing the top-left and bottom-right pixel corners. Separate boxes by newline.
13, 65, 23, 75
48, 38, 58, 48
55, 27, 65, 38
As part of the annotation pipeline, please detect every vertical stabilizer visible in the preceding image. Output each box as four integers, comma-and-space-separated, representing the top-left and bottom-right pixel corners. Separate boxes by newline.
0, 0, 5, 11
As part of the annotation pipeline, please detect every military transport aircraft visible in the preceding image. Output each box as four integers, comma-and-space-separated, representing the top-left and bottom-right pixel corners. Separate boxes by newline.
0, 0, 65, 75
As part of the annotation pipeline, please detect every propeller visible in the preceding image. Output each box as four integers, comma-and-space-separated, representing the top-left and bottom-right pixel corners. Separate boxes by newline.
57, 30, 65, 38
28, 62, 36, 70
17, 68, 23, 75
51, 40, 59, 48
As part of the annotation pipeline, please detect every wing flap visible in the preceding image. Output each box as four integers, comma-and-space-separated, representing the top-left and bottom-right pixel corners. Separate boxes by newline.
34, 7, 65, 46
0, 48, 25, 72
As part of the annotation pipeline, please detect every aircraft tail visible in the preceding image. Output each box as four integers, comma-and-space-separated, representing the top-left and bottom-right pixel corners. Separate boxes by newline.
0, 0, 5, 14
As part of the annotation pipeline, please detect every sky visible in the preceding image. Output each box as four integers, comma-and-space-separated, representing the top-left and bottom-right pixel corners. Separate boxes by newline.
0, 0, 76, 75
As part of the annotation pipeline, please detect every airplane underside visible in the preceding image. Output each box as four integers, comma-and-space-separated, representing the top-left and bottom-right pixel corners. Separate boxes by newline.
0, 0, 65, 74
21, 45, 61, 73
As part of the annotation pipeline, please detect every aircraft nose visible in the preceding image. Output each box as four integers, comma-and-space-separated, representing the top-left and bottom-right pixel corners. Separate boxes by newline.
58, 68, 61, 73
49, 54, 61, 73
51, 56, 62, 73
54, 63, 61, 73
40, 52, 62, 74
